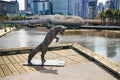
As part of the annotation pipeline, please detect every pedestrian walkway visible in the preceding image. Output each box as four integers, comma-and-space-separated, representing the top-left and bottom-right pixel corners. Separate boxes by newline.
0, 27, 15, 37
1, 62, 117, 80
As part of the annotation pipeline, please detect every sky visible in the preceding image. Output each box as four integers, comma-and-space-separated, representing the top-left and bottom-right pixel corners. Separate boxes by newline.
2, 0, 107, 10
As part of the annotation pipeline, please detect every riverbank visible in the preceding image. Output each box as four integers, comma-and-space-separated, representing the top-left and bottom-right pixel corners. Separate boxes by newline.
0, 27, 16, 37
65, 29, 120, 38
81, 25, 120, 30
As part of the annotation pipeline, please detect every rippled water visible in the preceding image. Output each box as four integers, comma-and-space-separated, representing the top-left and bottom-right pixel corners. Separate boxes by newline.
0, 28, 120, 64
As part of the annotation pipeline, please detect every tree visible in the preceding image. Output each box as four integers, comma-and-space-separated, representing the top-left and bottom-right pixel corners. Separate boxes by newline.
0, 14, 5, 21
118, 10, 120, 26
11, 14, 25, 20
96, 11, 106, 25
105, 9, 113, 26
97, 11, 106, 25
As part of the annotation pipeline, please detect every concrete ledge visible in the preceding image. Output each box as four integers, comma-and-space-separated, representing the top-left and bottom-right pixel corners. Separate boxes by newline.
72, 43, 120, 77
0, 44, 72, 55
0, 27, 16, 37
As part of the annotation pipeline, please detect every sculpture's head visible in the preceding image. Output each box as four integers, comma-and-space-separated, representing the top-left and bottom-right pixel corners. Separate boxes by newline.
55, 25, 66, 35
59, 26, 66, 35
52, 25, 66, 36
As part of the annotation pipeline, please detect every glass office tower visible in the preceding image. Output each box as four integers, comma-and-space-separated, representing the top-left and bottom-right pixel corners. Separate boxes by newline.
50, 0, 69, 15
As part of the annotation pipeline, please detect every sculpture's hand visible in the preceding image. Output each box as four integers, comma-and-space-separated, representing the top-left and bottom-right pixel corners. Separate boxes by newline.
55, 36, 59, 43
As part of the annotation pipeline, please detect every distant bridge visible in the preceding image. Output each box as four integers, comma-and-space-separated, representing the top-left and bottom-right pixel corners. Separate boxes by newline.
0, 15, 84, 28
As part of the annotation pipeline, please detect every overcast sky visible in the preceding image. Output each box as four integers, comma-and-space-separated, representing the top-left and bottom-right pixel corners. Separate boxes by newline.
2, 0, 107, 10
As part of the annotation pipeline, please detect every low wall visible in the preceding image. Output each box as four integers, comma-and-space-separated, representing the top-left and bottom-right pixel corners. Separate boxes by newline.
0, 44, 72, 56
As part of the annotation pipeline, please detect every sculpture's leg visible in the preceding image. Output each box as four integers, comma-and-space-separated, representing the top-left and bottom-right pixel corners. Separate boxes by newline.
41, 48, 47, 65
28, 46, 40, 63
55, 36, 59, 43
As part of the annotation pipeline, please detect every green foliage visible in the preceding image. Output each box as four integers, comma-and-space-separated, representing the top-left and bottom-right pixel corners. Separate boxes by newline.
96, 11, 105, 19
96, 9, 120, 26
105, 9, 113, 18
113, 10, 120, 19
0, 14, 10, 21
11, 14, 25, 20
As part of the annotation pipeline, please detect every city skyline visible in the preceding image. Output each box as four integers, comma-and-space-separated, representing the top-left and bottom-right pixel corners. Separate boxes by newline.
2, 0, 107, 10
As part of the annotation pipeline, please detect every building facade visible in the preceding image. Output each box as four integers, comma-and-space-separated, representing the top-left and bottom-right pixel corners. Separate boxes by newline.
25, 0, 33, 11
33, 0, 52, 15
50, 0, 69, 15
104, 0, 111, 11
82, 0, 89, 19
117, 0, 120, 10
0, 0, 19, 15
25, 0, 69, 15
102, 0, 120, 10
88, 0, 97, 19
110, 0, 117, 10
25, 0, 52, 15
70, 0, 88, 19
97, 2, 104, 12
70, 0, 97, 19
70, 0, 82, 17
110, 0, 120, 10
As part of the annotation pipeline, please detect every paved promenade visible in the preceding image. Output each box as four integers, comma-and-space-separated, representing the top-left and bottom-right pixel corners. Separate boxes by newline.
0, 27, 15, 37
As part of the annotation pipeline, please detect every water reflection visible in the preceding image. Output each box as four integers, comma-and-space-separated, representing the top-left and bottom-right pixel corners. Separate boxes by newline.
60, 29, 120, 64
18, 29, 28, 47
65, 30, 120, 38
0, 28, 120, 64
94, 37, 107, 57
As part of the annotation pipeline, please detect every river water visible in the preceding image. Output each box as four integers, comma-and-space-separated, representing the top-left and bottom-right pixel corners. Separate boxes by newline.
0, 28, 120, 64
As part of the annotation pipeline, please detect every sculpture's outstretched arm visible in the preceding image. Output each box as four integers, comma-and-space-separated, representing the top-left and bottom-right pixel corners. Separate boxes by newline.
55, 36, 59, 43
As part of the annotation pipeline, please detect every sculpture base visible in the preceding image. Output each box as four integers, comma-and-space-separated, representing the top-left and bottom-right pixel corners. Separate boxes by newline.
23, 59, 65, 66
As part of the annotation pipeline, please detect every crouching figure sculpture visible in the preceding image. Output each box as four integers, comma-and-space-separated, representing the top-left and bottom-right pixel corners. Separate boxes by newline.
28, 25, 66, 65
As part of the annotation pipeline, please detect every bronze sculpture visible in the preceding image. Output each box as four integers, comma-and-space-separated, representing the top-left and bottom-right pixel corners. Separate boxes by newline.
28, 25, 66, 65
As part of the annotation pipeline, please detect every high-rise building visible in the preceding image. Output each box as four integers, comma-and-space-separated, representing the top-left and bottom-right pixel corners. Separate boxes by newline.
10, 0, 19, 13
33, 0, 52, 15
70, 0, 88, 19
50, 0, 69, 15
104, 0, 120, 10
0, 0, 19, 15
88, 0, 97, 19
116, 0, 120, 10
110, 0, 117, 10
25, 0, 52, 15
97, 2, 104, 12
104, 0, 111, 10
25, 0, 33, 11
82, 0, 89, 19
70, 0, 82, 17
70, 0, 97, 19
